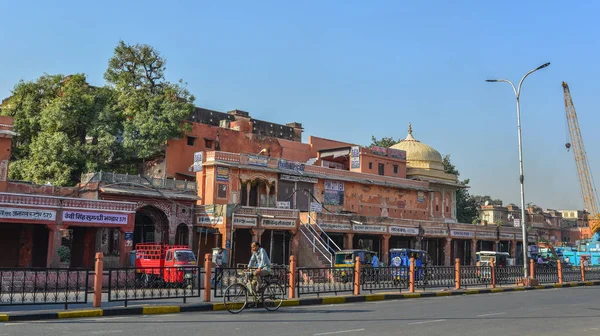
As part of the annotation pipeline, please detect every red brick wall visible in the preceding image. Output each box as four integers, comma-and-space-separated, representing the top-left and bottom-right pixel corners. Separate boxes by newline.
357, 152, 406, 179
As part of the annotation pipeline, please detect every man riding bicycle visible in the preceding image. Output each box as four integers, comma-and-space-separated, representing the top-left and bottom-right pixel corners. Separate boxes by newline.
245, 242, 271, 295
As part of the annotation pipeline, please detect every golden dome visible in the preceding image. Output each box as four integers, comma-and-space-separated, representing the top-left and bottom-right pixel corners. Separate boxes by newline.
390, 123, 444, 171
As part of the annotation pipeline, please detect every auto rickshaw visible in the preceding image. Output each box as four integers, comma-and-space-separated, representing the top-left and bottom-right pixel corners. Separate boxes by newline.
476, 251, 510, 279
333, 249, 377, 283
389, 249, 433, 284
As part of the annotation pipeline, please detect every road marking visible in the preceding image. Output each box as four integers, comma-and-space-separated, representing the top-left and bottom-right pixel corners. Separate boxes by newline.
529, 307, 551, 311
476, 312, 506, 317
84, 316, 130, 322
407, 319, 446, 325
313, 328, 366, 335
3, 323, 25, 326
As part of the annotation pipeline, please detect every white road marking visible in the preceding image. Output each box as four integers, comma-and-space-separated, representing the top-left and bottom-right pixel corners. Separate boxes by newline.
529, 307, 551, 311
407, 319, 446, 325
3, 322, 25, 326
313, 328, 366, 335
84, 316, 130, 322
476, 312, 506, 317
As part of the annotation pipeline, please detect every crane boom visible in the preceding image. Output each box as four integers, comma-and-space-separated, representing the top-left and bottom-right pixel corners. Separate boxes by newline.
563, 82, 600, 232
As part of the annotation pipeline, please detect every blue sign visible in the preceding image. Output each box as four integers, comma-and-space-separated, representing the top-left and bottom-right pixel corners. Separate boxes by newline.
124, 232, 134, 241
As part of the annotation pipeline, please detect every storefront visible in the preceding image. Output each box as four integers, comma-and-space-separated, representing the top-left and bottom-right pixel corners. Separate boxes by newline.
352, 224, 386, 258
450, 230, 475, 265
476, 231, 498, 252
388, 226, 418, 249
499, 233, 514, 254
318, 222, 350, 250
260, 218, 296, 265
195, 214, 225, 265
422, 228, 448, 266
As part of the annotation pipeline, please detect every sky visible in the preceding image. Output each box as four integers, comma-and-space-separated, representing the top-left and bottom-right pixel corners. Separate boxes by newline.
1, 1, 600, 210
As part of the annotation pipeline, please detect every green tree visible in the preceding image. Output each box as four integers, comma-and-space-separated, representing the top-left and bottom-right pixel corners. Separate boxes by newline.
104, 41, 195, 162
370, 135, 399, 148
442, 155, 479, 224
471, 195, 503, 206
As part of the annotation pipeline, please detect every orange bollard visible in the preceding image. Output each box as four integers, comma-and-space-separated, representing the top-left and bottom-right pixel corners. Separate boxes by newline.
455, 258, 461, 290
93, 252, 104, 308
557, 260, 563, 284
490, 259, 496, 289
529, 259, 535, 280
580, 256, 586, 282
409, 257, 415, 293
289, 255, 296, 299
204, 253, 212, 302
353, 256, 361, 296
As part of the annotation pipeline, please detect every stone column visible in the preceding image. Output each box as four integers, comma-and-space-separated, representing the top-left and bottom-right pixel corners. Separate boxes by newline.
290, 232, 300, 258
430, 192, 434, 217
119, 228, 134, 267
470, 239, 478, 266
266, 183, 271, 207
441, 189, 446, 218
344, 233, 354, 250
444, 238, 452, 266
381, 234, 390, 265
511, 240, 517, 259
246, 182, 251, 207
414, 237, 422, 250
493, 241, 499, 252
18, 225, 34, 267
251, 228, 264, 244
46, 225, 62, 268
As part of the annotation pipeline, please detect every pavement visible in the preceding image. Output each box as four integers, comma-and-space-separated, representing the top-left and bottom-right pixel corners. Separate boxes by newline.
3, 285, 600, 336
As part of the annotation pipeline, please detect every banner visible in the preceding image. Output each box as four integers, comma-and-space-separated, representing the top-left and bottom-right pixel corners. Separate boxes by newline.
277, 201, 290, 209
0, 207, 56, 221
350, 146, 360, 169
371, 145, 387, 156
280, 174, 318, 184
63, 211, 128, 224
388, 148, 406, 160
248, 155, 268, 167
216, 167, 230, 182
278, 159, 305, 172
193, 152, 203, 172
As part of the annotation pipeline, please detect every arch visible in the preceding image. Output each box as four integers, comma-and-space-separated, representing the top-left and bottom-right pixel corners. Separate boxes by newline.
175, 223, 190, 245
134, 205, 169, 245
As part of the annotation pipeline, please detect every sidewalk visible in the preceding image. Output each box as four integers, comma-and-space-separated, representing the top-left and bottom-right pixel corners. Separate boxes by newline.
3, 281, 599, 322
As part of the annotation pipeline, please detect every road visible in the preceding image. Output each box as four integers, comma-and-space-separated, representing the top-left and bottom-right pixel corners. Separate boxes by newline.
3, 286, 600, 336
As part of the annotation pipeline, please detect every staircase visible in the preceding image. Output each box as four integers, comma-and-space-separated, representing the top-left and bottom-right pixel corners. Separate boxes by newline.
297, 215, 342, 268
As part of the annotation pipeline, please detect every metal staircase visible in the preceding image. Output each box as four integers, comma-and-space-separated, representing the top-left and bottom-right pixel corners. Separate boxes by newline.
298, 215, 342, 267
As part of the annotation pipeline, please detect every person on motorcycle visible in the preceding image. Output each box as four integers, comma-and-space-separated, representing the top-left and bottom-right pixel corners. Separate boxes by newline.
246, 242, 271, 295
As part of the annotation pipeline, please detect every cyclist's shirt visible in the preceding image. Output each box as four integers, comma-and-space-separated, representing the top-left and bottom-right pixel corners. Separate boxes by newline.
248, 247, 271, 272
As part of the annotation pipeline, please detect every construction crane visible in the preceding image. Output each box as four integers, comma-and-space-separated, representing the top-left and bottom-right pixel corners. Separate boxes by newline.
562, 81, 600, 235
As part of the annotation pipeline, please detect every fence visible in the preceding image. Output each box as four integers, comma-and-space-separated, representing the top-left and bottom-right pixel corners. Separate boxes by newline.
0, 268, 90, 309
213, 266, 288, 298
361, 267, 409, 293
297, 267, 354, 297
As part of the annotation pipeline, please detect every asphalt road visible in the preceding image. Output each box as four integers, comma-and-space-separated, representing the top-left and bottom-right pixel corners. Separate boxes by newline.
3, 286, 600, 336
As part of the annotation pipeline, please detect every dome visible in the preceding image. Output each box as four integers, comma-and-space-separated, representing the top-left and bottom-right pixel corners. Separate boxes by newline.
390, 123, 444, 171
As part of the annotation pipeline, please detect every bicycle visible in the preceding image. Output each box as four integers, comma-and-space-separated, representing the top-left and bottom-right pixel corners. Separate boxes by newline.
223, 270, 285, 314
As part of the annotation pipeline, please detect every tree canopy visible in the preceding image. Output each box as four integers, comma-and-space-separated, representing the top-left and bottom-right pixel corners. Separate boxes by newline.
370, 135, 399, 148
442, 155, 479, 224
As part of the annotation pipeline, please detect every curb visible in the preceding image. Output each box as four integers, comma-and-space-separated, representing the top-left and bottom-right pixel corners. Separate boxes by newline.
3, 280, 599, 322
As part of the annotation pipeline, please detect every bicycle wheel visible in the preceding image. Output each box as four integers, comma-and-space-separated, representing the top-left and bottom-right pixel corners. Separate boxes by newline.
261, 283, 284, 312
223, 283, 248, 314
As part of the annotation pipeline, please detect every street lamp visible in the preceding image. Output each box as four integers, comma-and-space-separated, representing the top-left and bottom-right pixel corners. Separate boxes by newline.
486, 62, 550, 280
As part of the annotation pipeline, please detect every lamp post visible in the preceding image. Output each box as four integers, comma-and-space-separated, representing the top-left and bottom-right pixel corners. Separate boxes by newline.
486, 62, 550, 279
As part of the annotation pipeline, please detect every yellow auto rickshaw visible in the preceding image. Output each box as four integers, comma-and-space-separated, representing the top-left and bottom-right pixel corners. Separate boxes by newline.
333, 249, 377, 283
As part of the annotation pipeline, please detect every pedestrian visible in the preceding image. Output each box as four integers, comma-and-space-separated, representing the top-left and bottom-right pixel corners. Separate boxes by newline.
537, 256, 544, 264
371, 254, 380, 284
565, 256, 570, 265
214, 247, 224, 286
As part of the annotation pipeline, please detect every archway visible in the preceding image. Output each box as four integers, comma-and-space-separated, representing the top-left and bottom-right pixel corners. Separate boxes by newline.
134, 205, 169, 246
175, 224, 190, 245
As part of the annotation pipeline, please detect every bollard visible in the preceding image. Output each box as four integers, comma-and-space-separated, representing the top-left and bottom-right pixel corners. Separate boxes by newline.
204, 253, 212, 302
409, 257, 415, 293
490, 259, 496, 289
529, 259, 535, 280
557, 260, 563, 284
289, 255, 296, 299
580, 256, 586, 282
353, 256, 361, 296
93, 252, 104, 308
454, 258, 461, 290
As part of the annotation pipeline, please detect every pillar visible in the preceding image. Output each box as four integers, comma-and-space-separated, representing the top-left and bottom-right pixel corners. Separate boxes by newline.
430, 192, 434, 217
470, 239, 477, 266
266, 183, 271, 207
46, 225, 62, 268
18, 225, 34, 267
251, 228, 263, 244
290, 232, 300, 257
414, 238, 422, 250
511, 239, 517, 260
382, 234, 390, 265
344, 233, 354, 250
443, 238, 452, 266
493, 241, 499, 252
119, 228, 134, 267
246, 182, 251, 207
441, 188, 446, 218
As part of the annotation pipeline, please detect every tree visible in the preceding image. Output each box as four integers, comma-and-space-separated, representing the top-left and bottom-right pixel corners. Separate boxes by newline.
442, 155, 479, 224
104, 41, 195, 161
370, 136, 399, 148
471, 195, 503, 207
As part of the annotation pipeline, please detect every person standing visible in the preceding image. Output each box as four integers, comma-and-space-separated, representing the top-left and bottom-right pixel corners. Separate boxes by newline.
214, 247, 224, 285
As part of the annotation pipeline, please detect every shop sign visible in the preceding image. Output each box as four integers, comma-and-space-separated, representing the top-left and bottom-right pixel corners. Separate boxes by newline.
389, 226, 419, 236
310, 202, 322, 212
450, 230, 475, 238
278, 159, 305, 172
350, 146, 360, 169
279, 174, 318, 184
216, 167, 230, 182
324, 180, 344, 191
277, 201, 290, 209
388, 148, 406, 160
319, 223, 351, 231
371, 145, 387, 156
262, 218, 297, 228
197, 215, 224, 225
124, 232, 133, 247
423, 228, 448, 237
248, 155, 269, 167
515, 234, 523, 240
353, 224, 387, 233
193, 152, 203, 172
476, 231, 497, 240
233, 216, 257, 227
63, 211, 128, 224
499, 233, 515, 240
0, 207, 56, 221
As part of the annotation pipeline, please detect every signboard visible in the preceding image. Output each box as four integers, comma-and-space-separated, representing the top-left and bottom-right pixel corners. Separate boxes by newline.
450, 230, 475, 238
324, 180, 344, 191
280, 174, 318, 184
423, 228, 448, 237
350, 146, 360, 169
371, 145, 387, 156
262, 218, 297, 228
515, 234, 523, 240
124, 232, 133, 247
248, 155, 269, 167
277, 201, 291, 209
310, 202, 323, 212
499, 233, 515, 240
197, 216, 224, 225
417, 191, 425, 203
353, 224, 387, 233
0, 207, 56, 221
216, 167, 230, 182
63, 211, 128, 224
278, 159, 305, 172
389, 226, 419, 236
388, 148, 406, 160
513, 219, 521, 227
319, 223, 352, 231
233, 216, 257, 227
476, 231, 497, 240
324, 180, 344, 206
193, 152, 203, 172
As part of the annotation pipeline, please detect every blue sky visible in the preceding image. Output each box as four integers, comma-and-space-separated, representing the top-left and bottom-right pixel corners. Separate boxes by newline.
2, 1, 600, 210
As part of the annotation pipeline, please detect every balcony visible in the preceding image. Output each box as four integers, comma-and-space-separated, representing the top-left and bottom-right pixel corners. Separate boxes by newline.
81, 172, 197, 192
0, 192, 137, 212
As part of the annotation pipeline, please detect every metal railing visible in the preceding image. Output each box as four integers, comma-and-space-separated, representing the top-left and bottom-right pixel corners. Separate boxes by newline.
308, 215, 342, 254
534, 264, 559, 284
460, 266, 492, 288
495, 266, 523, 285
298, 225, 334, 266
297, 267, 354, 297
0, 268, 90, 309
81, 172, 197, 191
361, 267, 409, 293
585, 266, 600, 281
213, 266, 288, 298
417, 266, 455, 290
107, 267, 201, 307
562, 266, 582, 282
